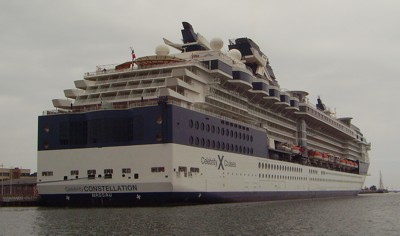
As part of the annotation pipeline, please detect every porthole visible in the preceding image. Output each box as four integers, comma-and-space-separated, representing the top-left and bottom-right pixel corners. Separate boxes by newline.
156, 116, 162, 124
235, 131, 238, 138
212, 140, 215, 148
206, 139, 210, 147
195, 137, 199, 145
221, 128, 225, 135
226, 129, 229, 136
235, 145, 238, 152
217, 127, 220, 134
201, 123, 205, 131
246, 134, 249, 141
189, 136, 194, 145
211, 125, 215, 133
195, 121, 199, 129
230, 130, 233, 137
230, 144, 234, 151
189, 120, 193, 128
217, 141, 220, 149
206, 124, 210, 132
239, 146, 242, 153
259, 162, 261, 169
201, 138, 205, 146
262, 163, 264, 169
221, 142, 225, 149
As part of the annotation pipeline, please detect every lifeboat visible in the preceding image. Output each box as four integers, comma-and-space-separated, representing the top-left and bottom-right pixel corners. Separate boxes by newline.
310, 151, 323, 160
291, 145, 301, 155
322, 153, 329, 162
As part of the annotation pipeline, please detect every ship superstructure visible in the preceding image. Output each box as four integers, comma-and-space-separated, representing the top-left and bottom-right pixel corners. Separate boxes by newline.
37, 22, 370, 206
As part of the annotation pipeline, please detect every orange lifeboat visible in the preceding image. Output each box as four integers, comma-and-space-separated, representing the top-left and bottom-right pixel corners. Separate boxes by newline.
310, 151, 323, 160
322, 153, 329, 162
291, 145, 301, 155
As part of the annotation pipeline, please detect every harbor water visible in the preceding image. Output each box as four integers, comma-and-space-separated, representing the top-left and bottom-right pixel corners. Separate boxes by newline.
1, 193, 399, 236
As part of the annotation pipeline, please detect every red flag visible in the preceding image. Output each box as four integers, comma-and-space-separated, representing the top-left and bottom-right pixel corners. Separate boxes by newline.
131, 49, 136, 60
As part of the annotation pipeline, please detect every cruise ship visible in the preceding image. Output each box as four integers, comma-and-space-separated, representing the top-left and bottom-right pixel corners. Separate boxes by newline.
37, 22, 371, 206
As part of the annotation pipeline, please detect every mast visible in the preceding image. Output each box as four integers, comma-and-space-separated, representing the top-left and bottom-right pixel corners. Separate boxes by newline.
379, 170, 385, 190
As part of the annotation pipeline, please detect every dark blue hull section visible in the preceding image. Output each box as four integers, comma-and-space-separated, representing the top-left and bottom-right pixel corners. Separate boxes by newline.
40, 190, 359, 207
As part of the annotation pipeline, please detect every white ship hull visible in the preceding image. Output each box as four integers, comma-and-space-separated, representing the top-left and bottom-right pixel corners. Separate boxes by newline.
38, 144, 364, 206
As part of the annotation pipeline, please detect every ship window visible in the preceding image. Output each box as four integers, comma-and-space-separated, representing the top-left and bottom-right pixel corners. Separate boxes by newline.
246, 134, 249, 141
189, 120, 193, 128
195, 121, 199, 129
195, 137, 199, 145
211, 125, 215, 133
201, 138, 205, 147
211, 140, 215, 148
206, 139, 210, 147
250, 135, 253, 142
235, 145, 238, 152
221, 128, 225, 135
230, 144, 234, 151
87, 169, 96, 175
134, 173, 139, 179
151, 167, 165, 172
71, 170, 79, 175
64, 176, 68, 180
189, 136, 194, 145
42, 171, 53, 176
104, 169, 113, 174
217, 127, 220, 134
230, 130, 233, 137
206, 124, 210, 132
122, 168, 131, 174
221, 142, 225, 150
201, 123, 205, 131
190, 167, 199, 173
217, 141, 220, 149
226, 129, 229, 136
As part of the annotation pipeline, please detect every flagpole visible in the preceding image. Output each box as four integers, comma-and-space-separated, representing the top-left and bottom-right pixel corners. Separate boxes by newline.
130, 47, 135, 69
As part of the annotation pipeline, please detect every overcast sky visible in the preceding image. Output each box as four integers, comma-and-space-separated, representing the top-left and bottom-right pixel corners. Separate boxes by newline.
1, 0, 399, 189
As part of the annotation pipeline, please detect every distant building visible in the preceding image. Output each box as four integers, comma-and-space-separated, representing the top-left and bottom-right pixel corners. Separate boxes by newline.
1, 167, 37, 197
0, 167, 32, 181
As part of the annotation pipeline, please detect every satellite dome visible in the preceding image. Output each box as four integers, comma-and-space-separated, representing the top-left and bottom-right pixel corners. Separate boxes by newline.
227, 49, 242, 61
155, 45, 170, 56
210, 38, 224, 51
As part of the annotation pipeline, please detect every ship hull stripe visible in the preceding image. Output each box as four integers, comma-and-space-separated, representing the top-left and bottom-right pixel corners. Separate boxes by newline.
40, 190, 359, 206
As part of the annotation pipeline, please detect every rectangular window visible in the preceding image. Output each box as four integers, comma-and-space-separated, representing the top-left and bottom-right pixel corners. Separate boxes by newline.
42, 171, 54, 176
87, 169, 96, 175
134, 173, 139, 179
104, 169, 113, 174
151, 167, 165, 173
71, 170, 79, 175
190, 167, 200, 173
122, 168, 131, 174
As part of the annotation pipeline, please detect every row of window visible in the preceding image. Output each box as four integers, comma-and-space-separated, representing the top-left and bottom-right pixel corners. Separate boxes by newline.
189, 120, 253, 142
258, 173, 361, 184
259, 174, 306, 181
189, 136, 254, 155
258, 162, 303, 173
